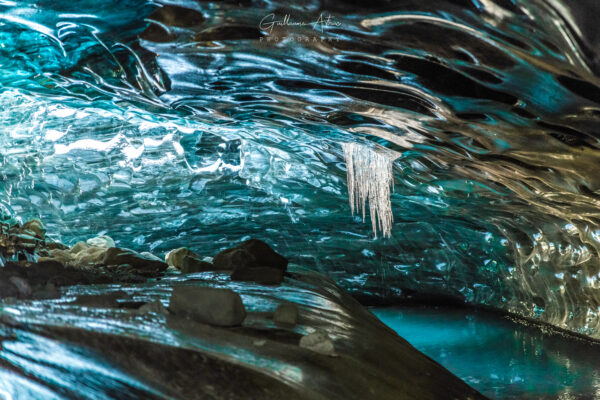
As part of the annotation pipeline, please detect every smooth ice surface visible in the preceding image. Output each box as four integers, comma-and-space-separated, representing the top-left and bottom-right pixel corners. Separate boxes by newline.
2, 0, 600, 338
374, 306, 600, 399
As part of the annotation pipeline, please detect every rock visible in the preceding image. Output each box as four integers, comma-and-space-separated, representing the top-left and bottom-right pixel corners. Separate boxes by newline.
86, 235, 115, 249
230, 266, 284, 285
140, 252, 162, 262
273, 303, 298, 327
103, 247, 168, 273
8, 277, 32, 297
46, 241, 68, 251
169, 286, 246, 327
181, 256, 213, 273
33, 283, 60, 300
213, 248, 254, 271
27, 260, 67, 282
165, 247, 196, 268
49, 249, 73, 266
21, 219, 45, 239
0, 279, 19, 299
138, 300, 169, 316
299, 331, 335, 356
239, 239, 288, 271
73, 291, 126, 308
70, 241, 89, 254
213, 239, 288, 273
74, 246, 106, 267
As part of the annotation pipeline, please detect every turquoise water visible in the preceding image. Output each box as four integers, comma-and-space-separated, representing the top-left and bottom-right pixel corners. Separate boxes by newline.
373, 307, 600, 399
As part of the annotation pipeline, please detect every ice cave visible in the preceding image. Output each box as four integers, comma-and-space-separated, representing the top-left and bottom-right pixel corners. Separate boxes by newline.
1, 0, 600, 398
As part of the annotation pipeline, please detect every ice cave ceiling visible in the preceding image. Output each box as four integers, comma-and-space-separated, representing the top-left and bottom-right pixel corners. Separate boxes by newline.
2, 0, 600, 337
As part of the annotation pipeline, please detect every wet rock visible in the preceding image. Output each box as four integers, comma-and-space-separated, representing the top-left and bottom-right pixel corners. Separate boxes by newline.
48, 248, 73, 266
73, 291, 127, 308
33, 282, 60, 300
273, 303, 298, 327
239, 239, 288, 270
230, 266, 284, 285
86, 235, 115, 249
103, 247, 168, 273
299, 330, 335, 356
213, 248, 254, 271
137, 300, 169, 316
8, 276, 32, 297
165, 247, 195, 268
27, 260, 67, 282
181, 256, 213, 273
140, 252, 162, 262
213, 239, 288, 272
0, 279, 18, 298
169, 286, 246, 327
70, 241, 89, 254
74, 246, 106, 267
46, 241, 68, 251
21, 219, 45, 239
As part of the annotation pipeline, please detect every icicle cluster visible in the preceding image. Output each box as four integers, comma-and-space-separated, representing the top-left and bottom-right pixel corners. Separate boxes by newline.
343, 142, 399, 238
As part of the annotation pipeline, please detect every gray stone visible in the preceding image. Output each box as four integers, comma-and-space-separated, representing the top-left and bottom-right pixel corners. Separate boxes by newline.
299, 331, 335, 356
86, 235, 115, 249
74, 246, 106, 267
103, 247, 168, 273
273, 303, 298, 327
169, 286, 246, 327
212, 239, 288, 272
138, 300, 169, 316
21, 219, 45, 239
8, 276, 32, 297
70, 241, 89, 254
181, 256, 214, 273
73, 291, 127, 308
165, 247, 196, 268
230, 266, 284, 285
212, 248, 253, 271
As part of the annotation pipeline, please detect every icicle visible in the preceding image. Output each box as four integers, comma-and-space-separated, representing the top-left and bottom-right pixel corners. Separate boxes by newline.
343, 142, 399, 238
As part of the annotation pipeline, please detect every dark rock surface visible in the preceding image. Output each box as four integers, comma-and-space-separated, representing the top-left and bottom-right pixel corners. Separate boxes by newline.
230, 266, 284, 285
169, 286, 247, 327
213, 239, 288, 272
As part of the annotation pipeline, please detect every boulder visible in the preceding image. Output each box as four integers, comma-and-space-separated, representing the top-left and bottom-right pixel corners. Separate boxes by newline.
181, 256, 214, 273
165, 247, 197, 268
46, 241, 68, 251
213, 239, 288, 273
273, 303, 298, 327
70, 241, 89, 254
212, 248, 254, 271
21, 219, 45, 239
86, 235, 115, 249
33, 282, 61, 300
9, 276, 32, 297
169, 286, 246, 327
74, 246, 106, 267
140, 252, 162, 262
0, 279, 19, 299
230, 266, 284, 285
48, 248, 73, 266
299, 331, 335, 356
137, 300, 169, 316
239, 239, 288, 271
103, 247, 168, 273
73, 291, 127, 308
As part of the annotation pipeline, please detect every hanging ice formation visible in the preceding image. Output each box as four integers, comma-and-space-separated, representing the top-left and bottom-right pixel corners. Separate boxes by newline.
342, 142, 400, 238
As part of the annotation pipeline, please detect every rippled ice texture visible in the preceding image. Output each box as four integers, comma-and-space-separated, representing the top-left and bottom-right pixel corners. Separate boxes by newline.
2, 0, 600, 337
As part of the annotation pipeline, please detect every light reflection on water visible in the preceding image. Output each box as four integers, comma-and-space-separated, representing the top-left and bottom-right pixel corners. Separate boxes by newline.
373, 306, 600, 399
